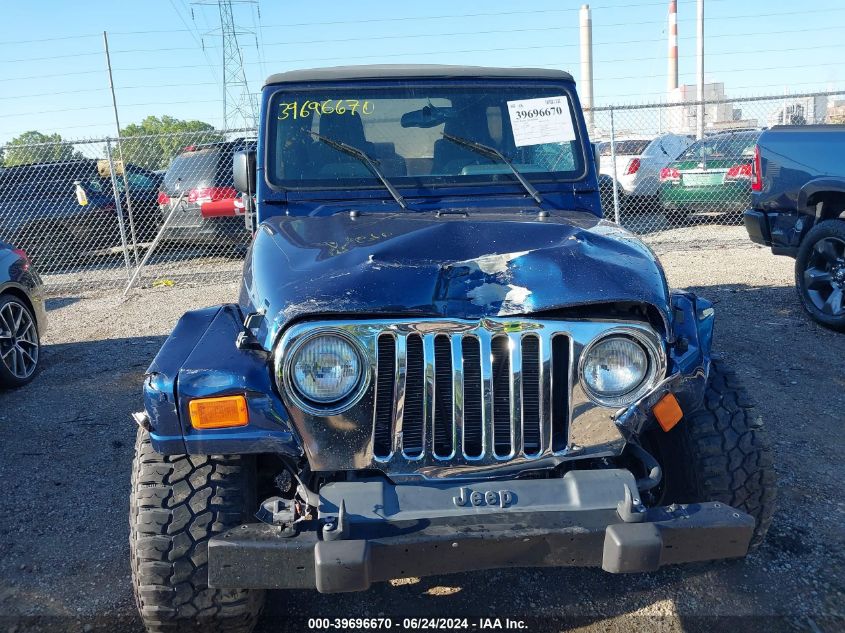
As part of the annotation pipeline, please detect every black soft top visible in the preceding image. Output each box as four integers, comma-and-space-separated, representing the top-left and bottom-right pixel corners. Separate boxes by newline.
263, 64, 574, 87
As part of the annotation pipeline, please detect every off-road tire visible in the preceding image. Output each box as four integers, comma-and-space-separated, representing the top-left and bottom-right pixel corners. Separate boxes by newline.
651, 358, 776, 549
130, 428, 264, 633
794, 219, 845, 332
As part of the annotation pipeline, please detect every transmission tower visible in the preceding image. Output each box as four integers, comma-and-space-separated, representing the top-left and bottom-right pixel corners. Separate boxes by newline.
192, 0, 259, 130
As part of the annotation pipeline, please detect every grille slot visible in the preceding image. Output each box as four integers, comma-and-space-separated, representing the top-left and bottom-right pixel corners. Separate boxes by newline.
492, 335, 512, 456
403, 334, 425, 457
432, 335, 454, 457
462, 337, 483, 458
551, 334, 570, 452
373, 334, 396, 458
521, 335, 542, 455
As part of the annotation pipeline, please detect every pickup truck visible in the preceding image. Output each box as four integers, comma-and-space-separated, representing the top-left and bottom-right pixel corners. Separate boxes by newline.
744, 125, 845, 330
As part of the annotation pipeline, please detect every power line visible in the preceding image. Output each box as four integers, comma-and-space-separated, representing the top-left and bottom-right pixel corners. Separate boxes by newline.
1, 0, 839, 45
4, 19, 842, 68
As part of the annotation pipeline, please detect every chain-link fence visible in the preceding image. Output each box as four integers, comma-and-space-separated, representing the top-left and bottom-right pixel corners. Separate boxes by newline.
0, 128, 256, 293
2, 91, 843, 294
589, 90, 845, 250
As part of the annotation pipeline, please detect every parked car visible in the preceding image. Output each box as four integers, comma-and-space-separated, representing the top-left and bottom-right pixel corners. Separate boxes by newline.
0, 159, 161, 269
598, 133, 692, 212
158, 139, 256, 247
744, 124, 845, 330
659, 130, 761, 221
129, 65, 774, 633
0, 241, 46, 387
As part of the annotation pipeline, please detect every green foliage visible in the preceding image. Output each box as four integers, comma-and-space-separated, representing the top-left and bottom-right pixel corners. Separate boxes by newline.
2, 131, 83, 167
118, 116, 224, 170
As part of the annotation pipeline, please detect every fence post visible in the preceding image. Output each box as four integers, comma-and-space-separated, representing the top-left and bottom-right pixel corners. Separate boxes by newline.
105, 139, 133, 276
123, 192, 186, 297
609, 106, 621, 224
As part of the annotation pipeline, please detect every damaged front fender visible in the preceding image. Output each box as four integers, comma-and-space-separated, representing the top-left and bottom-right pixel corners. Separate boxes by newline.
142, 304, 302, 457
615, 291, 714, 441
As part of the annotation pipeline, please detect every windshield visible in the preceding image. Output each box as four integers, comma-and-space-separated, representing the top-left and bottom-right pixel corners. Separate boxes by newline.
679, 132, 760, 160
267, 83, 586, 190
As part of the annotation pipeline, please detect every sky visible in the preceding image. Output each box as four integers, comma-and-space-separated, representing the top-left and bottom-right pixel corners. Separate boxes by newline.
0, 0, 843, 144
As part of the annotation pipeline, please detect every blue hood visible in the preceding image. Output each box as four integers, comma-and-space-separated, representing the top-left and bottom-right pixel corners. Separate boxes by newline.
239, 210, 671, 348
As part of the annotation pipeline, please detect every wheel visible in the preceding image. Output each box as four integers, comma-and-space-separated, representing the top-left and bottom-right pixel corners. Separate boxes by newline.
130, 428, 265, 633
0, 294, 41, 388
647, 358, 776, 549
795, 220, 845, 331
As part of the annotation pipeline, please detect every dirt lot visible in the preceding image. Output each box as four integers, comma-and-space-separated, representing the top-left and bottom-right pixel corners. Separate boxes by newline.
1, 235, 843, 632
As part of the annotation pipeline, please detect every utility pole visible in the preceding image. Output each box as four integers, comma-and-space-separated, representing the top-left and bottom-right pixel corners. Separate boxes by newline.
579, 5, 594, 135
696, 0, 705, 139
102, 31, 140, 268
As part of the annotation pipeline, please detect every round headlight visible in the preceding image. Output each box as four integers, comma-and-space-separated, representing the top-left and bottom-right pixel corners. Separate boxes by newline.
581, 335, 651, 406
290, 334, 363, 404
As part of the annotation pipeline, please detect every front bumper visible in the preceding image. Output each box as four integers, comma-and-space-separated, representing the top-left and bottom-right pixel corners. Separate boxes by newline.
208, 469, 754, 593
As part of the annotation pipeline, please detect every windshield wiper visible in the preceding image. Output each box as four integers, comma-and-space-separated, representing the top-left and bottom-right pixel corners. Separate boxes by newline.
309, 131, 407, 210
440, 132, 543, 206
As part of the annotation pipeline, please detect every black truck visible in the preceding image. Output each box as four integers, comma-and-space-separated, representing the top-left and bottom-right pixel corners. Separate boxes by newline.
744, 125, 845, 330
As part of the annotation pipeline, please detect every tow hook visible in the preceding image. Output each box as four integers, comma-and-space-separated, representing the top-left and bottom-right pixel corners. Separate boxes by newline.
256, 497, 298, 537
616, 484, 648, 523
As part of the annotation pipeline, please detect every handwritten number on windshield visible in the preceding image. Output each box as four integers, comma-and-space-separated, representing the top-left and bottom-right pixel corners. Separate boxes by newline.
278, 100, 375, 120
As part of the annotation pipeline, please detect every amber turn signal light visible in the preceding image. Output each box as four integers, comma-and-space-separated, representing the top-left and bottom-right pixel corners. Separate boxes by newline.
189, 395, 249, 429
653, 393, 683, 432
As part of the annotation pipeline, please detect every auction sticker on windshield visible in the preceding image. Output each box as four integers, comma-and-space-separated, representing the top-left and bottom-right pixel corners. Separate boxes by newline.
506, 96, 575, 147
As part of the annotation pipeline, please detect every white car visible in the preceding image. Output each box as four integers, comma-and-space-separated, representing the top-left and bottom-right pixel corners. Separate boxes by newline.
598, 133, 693, 200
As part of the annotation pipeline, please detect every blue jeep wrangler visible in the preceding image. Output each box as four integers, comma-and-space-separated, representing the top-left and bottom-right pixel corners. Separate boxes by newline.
130, 66, 775, 632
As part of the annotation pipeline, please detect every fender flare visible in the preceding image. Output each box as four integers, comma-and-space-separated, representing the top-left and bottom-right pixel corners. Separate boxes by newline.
797, 177, 845, 217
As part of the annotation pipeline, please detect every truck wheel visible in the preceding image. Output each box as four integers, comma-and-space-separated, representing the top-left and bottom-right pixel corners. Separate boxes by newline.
130, 428, 264, 633
795, 220, 845, 331
648, 358, 776, 549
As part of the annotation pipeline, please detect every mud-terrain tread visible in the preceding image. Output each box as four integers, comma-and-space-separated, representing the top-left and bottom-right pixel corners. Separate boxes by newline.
130, 428, 264, 633
661, 358, 776, 548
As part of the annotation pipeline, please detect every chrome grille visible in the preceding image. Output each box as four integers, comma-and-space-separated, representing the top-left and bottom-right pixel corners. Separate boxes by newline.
276, 317, 666, 479
373, 324, 569, 463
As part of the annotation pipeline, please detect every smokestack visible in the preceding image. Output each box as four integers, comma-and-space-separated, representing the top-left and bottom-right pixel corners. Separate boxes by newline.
579, 4, 594, 133
667, 0, 678, 93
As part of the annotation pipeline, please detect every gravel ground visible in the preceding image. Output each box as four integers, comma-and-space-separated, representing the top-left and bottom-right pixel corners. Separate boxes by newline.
1, 231, 843, 632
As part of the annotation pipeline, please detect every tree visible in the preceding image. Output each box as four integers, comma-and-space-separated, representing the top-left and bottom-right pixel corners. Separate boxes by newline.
118, 116, 224, 170
2, 131, 83, 167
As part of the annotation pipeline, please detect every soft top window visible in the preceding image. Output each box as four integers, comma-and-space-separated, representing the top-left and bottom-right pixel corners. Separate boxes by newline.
266, 82, 586, 192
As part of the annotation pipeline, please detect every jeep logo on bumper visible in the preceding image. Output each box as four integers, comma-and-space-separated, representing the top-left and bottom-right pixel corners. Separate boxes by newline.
453, 487, 515, 508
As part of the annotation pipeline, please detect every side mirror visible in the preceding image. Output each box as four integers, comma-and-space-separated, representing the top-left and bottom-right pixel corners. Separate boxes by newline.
233, 149, 256, 195
592, 143, 601, 179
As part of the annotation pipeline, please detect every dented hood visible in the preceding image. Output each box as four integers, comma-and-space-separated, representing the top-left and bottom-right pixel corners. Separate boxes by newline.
241, 210, 670, 346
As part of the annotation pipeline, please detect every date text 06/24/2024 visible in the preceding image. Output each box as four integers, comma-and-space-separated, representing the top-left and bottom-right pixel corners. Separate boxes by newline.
306, 617, 529, 630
